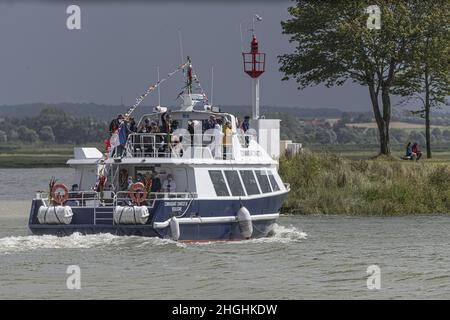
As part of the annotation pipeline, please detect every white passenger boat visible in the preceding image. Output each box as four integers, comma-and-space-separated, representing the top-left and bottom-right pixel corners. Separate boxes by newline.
28, 35, 289, 241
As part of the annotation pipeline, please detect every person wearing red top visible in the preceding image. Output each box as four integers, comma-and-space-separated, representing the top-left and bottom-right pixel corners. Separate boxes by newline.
412, 142, 422, 160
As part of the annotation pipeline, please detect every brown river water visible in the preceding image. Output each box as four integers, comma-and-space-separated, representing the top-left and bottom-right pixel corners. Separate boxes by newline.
0, 168, 449, 299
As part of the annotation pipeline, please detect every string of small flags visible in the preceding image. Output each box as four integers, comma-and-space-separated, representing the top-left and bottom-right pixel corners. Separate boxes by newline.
191, 67, 210, 104
124, 62, 189, 117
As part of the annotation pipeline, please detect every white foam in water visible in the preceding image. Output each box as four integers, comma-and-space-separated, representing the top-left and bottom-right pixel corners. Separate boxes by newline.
0, 224, 306, 253
250, 223, 308, 244
188, 223, 308, 246
0, 232, 183, 254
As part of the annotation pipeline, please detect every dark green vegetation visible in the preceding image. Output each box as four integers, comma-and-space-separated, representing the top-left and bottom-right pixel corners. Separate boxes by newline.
0, 107, 108, 145
0, 144, 97, 168
280, 152, 450, 215
2, 106, 450, 167
279, 0, 449, 156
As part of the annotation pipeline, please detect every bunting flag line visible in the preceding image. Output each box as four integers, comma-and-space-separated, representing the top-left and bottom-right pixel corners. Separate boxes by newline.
124, 62, 189, 118
191, 67, 210, 104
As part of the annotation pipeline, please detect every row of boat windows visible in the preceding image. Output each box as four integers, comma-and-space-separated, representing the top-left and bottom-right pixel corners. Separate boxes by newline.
208, 169, 280, 197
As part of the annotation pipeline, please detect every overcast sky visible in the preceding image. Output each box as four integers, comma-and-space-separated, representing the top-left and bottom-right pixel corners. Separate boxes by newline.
0, 0, 373, 111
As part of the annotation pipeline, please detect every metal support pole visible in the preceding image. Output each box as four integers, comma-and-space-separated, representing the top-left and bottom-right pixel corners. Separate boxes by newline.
252, 78, 260, 120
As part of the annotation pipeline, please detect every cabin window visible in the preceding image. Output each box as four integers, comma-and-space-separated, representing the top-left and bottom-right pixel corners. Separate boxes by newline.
239, 170, 260, 195
208, 170, 230, 196
256, 170, 272, 193
267, 171, 280, 191
224, 170, 245, 196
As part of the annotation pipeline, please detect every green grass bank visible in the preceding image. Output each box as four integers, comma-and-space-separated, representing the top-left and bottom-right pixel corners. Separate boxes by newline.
279, 152, 450, 215
0, 144, 99, 168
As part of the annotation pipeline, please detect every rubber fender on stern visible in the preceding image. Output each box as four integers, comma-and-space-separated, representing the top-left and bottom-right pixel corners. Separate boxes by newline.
237, 206, 253, 239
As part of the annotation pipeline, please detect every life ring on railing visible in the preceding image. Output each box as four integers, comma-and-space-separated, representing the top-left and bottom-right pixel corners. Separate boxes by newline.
51, 183, 69, 205
128, 182, 148, 205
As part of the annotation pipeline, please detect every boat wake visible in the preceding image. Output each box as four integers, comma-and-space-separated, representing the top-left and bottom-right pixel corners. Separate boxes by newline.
0, 232, 184, 254
248, 223, 307, 244
0, 224, 306, 254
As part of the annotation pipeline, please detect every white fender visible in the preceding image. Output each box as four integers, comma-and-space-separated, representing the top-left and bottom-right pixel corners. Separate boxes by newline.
37, 205, 73, 225
169, 216, 180, 241
237, 206, 253, 239
113, 206, 149, 225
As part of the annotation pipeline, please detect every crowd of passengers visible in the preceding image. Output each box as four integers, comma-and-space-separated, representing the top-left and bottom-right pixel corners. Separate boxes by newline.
105, 111, 251, 158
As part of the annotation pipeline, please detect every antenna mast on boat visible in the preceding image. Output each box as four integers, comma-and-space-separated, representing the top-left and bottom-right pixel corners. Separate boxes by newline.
157, 66, 161, 107
178, 29, 184, 65
211, 66, 214, 106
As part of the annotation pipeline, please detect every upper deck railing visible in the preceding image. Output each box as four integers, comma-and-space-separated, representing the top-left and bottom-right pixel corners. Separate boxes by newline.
123, 132, 255, 160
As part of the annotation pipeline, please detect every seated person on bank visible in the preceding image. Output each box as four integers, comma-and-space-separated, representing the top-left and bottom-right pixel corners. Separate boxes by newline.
162, 174, 176, 193
412, 142, 422, 160
402, 142, 416, 160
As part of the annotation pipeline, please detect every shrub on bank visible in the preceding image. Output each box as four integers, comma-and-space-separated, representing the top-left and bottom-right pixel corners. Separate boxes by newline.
279, 152, 450, 215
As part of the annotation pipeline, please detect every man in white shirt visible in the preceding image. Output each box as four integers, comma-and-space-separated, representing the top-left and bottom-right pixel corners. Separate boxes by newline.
162, 174, 176, 193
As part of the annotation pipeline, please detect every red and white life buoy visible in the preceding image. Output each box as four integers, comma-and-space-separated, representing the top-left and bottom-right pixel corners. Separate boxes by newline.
128, 182, 148, 205
51, 183, 69, 205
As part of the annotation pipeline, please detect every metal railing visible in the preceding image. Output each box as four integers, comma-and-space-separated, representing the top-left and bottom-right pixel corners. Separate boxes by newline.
35, 190, 198, 208
35, 191, 116, 207
124, 133, 234, 160
114, 191, 197, 207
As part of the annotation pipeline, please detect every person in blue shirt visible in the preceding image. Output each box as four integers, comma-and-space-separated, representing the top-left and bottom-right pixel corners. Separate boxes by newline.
241, 116, 250, 147
241, 116, 250, 132
406, 142, 412, 157
404, 142, 417, 160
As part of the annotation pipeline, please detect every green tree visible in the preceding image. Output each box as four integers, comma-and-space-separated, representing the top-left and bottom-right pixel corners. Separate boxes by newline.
442, 129, 450, 141
393, 1, 450, 158
17, 126, 39, 143
0, 130, 7, 142
39, 126, 56, 143
409, 130, 426, 146
279, 1, 425, 155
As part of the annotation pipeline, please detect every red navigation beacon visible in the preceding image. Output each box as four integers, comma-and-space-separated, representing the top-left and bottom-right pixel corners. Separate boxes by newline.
242, 35, 266, 79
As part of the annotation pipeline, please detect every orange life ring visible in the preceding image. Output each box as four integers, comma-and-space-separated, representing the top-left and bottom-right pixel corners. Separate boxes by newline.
128, 182, 148, 205
52, 183, 69, 205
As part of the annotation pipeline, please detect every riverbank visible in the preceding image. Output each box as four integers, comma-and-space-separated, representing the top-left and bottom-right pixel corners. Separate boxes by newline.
3, 144, 450, 216
0, 144, 91, 168
279, 152, 450, 215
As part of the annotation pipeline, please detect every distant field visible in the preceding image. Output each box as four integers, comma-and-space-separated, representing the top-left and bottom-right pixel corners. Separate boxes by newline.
2, 142, 450, 167
0, 143, 101, 168
308, 143, 450, 162
346, 121, 449, 129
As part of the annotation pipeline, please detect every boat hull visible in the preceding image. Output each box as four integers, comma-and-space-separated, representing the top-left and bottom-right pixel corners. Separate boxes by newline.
28, 193, 286, 241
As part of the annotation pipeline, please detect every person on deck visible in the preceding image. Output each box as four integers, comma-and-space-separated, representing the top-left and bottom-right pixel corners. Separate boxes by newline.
127, 176, 134, 190
129, 117, 137, 133
213, 118, 224, 159
223, 121, 232, 160
241, 116, 250, 147
150, 172, 162, 193
162, 174, 176, 193
109, 114, 122, 135
117, 117, 129, 157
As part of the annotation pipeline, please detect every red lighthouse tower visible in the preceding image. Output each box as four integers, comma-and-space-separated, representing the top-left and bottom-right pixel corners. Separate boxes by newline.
242, 34, 266, 119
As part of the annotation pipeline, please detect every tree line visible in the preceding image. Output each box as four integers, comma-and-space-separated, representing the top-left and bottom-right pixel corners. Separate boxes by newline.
0, 107, 108, 144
